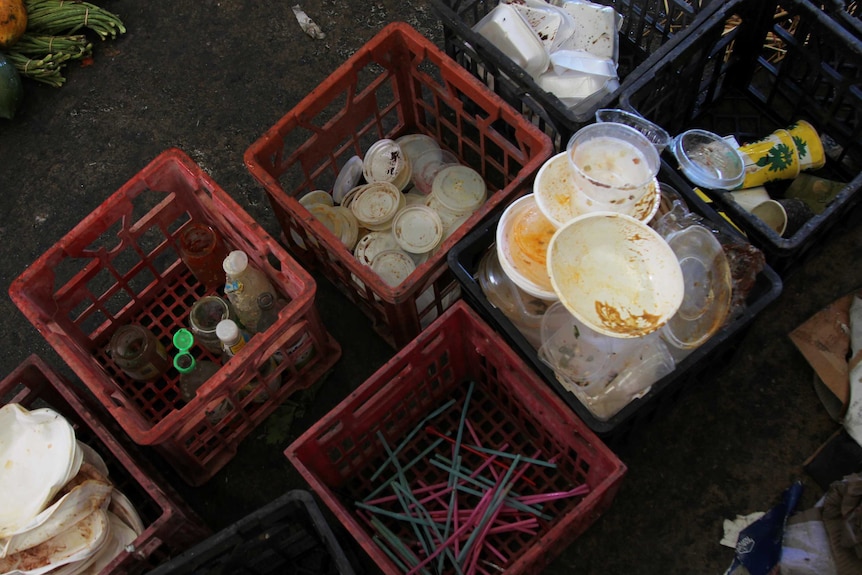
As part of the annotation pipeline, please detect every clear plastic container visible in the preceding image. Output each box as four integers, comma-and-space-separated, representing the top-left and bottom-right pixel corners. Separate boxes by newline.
223, 250, 276, 333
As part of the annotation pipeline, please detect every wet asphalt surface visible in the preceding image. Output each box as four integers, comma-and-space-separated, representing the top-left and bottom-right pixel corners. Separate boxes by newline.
1, 2, 861, 573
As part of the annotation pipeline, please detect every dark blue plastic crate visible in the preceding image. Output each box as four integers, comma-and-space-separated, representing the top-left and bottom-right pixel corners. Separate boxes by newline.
447, 165, 782, 450
619, 0, 862, 275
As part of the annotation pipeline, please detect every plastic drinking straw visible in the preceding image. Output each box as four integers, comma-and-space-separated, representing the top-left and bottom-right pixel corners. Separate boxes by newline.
515, 483, 591, 506
441, 380, 475, 570
392, 481, 463, 575
370, 516, 428, 574
364, 479, 450, 507
370, 398, 456, 482
486, 517, 539, 535
373, 535, 411, 573
458, 455, 522, 566
355, 501, 439, 526
405, 486, 496, 575
466, 445, 557, 468
363, 437, 446, 502
484, 540, 508, 563
426, 426, 538, 487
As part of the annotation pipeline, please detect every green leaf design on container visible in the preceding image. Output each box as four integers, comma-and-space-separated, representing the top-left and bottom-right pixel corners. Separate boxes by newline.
792, 135, 808, 159
755, 143, 795, 172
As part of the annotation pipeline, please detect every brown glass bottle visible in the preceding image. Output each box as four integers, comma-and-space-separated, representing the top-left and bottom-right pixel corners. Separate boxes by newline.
179, 223, 230, 290
109, 324, 170, 381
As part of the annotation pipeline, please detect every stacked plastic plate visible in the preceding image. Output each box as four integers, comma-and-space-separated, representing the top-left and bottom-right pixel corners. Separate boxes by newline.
0, 403, 144, 575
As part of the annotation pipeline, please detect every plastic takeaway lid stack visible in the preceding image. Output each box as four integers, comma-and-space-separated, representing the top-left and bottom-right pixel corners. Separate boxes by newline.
363, 139, 412, 191
354, 231, 400, 266
333, 155, 363, 204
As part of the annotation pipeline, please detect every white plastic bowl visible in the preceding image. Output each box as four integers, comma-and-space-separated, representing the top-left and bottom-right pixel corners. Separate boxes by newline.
496, 194, 559, 301
547, 212, 684, 338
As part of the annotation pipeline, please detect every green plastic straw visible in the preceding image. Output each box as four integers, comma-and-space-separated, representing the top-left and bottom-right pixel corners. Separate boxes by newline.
370, 398, 456, 482
466, 444, 557, 468
363, 437, 446, 502
369, 516, 429, 575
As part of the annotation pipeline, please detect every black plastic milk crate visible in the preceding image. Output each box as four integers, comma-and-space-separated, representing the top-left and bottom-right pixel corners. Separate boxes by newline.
446, 164, 783, 450
821, 0, 862, 38
619, 0, 862, 276
430, 0, 721, 149
146, 490, 359, 575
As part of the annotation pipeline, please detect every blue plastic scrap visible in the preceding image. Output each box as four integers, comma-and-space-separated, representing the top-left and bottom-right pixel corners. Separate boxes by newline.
729, 481, 804, 575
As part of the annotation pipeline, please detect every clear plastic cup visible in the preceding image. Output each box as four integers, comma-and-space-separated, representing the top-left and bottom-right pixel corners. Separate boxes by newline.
566, 122, 660, 207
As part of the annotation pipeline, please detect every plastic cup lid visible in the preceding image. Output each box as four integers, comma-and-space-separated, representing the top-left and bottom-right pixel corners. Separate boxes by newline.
333, 206, 359, 250
393, 206, 444, 254
350, 182, 403, 228
396, 134, 441, 164
671, 129, 745, 190
370, 249, 416, 287
432, 165, 487, 214
354, 231, 399, 266
333, 156, 363, 204
308, 203, 344, 237
299, 189, 334, 208
363, 139, 408, 184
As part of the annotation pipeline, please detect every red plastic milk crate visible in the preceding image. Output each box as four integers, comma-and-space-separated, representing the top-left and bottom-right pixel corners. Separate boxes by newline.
8, 148, 341, 486
244, 22, 553, 349
0, 354, 211, 574
286, 301, 626, 575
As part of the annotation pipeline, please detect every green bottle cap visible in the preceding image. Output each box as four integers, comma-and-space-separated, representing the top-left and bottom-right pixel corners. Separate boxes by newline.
173, 328, 195, 351
173, 352, 196, 374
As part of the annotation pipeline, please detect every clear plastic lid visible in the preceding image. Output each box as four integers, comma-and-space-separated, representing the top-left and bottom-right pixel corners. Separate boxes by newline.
431, 165, 487, 214
333, 156, 363, 204
661, 224, 733, 349
671, 129, 745, 190
392, 206, 443, 254
370, 250, 416, 287
350, 182, 404, 230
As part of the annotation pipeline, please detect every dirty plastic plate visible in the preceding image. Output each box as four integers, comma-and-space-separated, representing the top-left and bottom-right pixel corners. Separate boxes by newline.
0, 405, 79, 537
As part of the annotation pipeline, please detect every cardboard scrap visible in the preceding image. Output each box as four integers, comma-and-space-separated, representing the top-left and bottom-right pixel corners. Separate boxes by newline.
789, 293, 857, 411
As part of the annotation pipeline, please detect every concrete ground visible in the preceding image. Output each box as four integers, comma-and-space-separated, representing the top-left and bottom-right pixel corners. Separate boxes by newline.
1, 2, 860, 573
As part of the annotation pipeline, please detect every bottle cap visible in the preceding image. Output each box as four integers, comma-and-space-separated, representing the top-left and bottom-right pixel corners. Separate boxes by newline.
222, 250, 249, 276
216, 319, 240, 344
257, 292, 275, 310
173, 352, 196, 374
173, 328, 195, 352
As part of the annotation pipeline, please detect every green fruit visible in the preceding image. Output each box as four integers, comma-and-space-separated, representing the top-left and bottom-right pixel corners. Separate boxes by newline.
0, 51, 23, 119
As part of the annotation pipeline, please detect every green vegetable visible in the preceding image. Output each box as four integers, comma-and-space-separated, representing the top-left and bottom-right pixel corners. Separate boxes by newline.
0, 51, 23, 119
4, 49, 70, 86
24, 0, 125, 40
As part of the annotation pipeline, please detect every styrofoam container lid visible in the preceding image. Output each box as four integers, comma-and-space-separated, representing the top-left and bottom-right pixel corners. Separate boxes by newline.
350, 181, 404, 229
370, 249, 416, 287
333, 155, 364, 204
496, 194, 559, 301
354, 231, 400, 266
473, 3, 550, 78
393, 206, 443, 254
363, 139, 409, 186
671, 129, 745, 190
298, 189, 334, 208
547, 212, 684, 338
0, 404, 79, 537
431, 165, 487, 214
